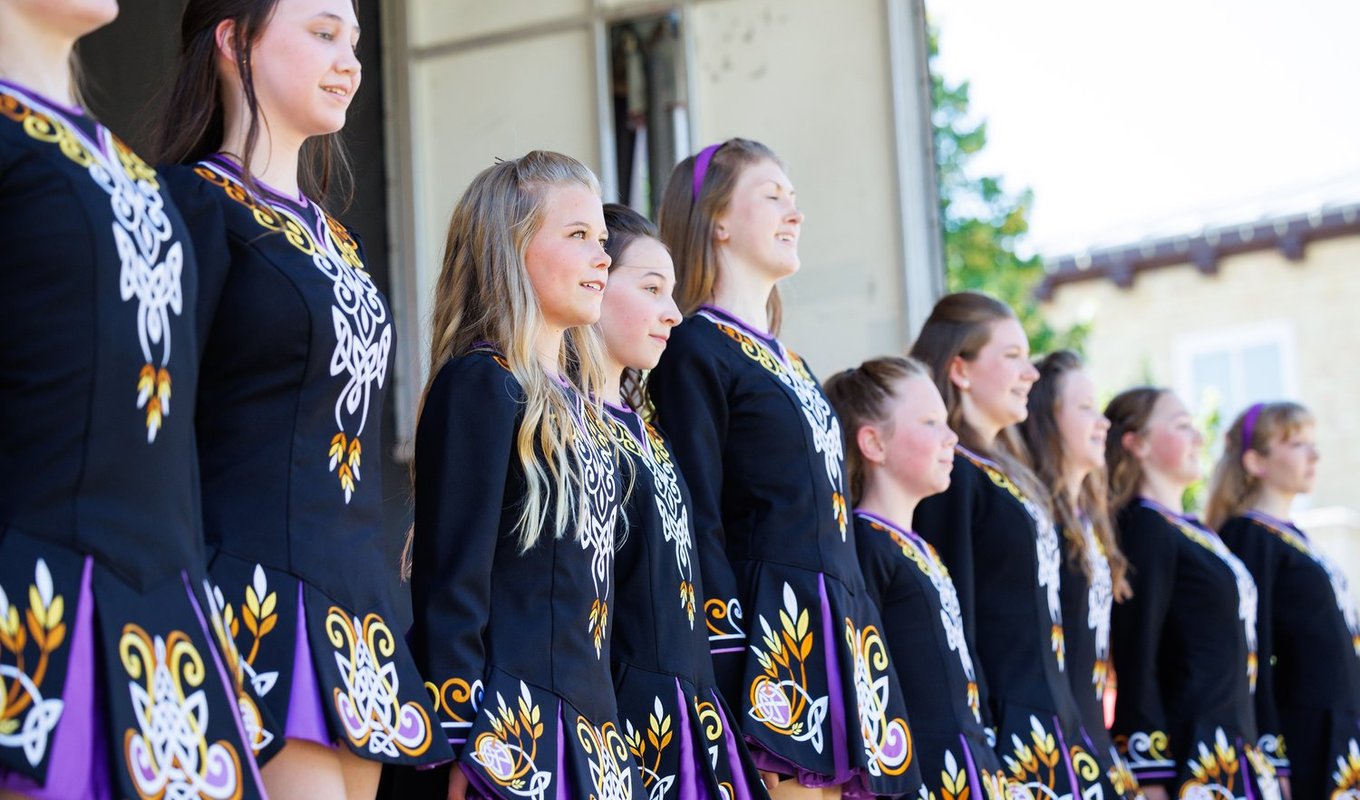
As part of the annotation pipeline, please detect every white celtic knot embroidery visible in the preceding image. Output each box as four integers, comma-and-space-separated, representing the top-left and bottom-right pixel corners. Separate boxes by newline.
325, 608, 433, 758
0, 559, 66, 767
572, 396, 621, 659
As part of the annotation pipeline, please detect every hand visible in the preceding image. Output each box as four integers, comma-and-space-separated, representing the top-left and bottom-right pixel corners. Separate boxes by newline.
447, 764, 469, 800
758, 770, 780, 790
1141, 785, 1170, 800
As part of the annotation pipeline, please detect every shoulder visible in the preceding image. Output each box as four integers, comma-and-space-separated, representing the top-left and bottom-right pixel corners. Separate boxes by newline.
662, 314, 722, 358
425, 351, 524, 415
1115, 501, 1180, 545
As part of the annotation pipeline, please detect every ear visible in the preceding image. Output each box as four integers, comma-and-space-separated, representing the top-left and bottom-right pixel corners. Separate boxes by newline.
856, 424, 885, 467
214, 19, 241, 64
1241, 448, 1267, 479
712, 222, 730, 243
947, 355, 970, 391
1120, 429, 1145, 459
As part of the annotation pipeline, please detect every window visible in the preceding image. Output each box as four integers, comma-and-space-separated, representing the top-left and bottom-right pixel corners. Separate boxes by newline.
1173, 321, 1298, 424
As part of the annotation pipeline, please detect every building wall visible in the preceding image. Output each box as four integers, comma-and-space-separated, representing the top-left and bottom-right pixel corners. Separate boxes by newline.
1041, 236, 1360, 577
386, 0, 934, 434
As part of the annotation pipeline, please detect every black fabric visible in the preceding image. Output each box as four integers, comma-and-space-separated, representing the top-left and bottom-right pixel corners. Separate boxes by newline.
1220, 513, 1360, 798
605, 404, 769, 798
1110, 501, 1278, 798
853, 512, 1009, 799
650, 309, 920, 796
913, 449, 1102, 798
396, 351, 635, 799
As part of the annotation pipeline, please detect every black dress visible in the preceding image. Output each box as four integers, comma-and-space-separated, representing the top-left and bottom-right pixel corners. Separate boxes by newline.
852, 510, 1011, 800
1220, 510, 1360, 799
604, 402, 768, 800
163, 155, 448, 767
395, 350, 637, 799
1058, 520, 1142, 799
1110, 499, 1280, 800
913, 446, 1106, 800
649, 306, 920, 798
0, 79, 265, 799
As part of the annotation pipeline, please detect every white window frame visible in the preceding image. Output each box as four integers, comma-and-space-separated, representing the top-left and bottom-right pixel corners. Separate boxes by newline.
1172, 320, 1299, 420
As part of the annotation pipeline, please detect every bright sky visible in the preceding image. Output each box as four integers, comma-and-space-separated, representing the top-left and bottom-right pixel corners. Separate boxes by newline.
929, 0, 1360, 258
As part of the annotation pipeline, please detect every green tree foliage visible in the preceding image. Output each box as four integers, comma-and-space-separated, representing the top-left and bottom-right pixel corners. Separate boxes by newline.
930, 32, 1088, 354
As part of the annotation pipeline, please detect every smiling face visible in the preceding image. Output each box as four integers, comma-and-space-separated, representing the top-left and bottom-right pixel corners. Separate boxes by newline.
861, 375, 959, 502
1055, 368, 1109, 480
952, 317, 1039, 435
598, 237, 681, 372
713, 158, 804, 281
524, 182, 611, 333
1248, 423, 1319, 496
1130, 392, 1203, 488
224, 0, 362, 142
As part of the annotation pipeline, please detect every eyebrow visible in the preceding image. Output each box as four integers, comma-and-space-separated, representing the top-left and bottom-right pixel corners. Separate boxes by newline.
313, 12, 361, 35
614, 266, 670, 279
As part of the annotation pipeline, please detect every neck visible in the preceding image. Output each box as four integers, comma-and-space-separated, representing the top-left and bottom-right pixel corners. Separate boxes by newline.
0, 15, 78, 107
219, 100, 304, 198
534, 326, 563, 378
1061, 465, 1087, 514
711, 262, 775, 335
602, 357, 626, 407
1139, 471, 1187, 514
1251, 485, 1294, 522
858, 478, 923, 534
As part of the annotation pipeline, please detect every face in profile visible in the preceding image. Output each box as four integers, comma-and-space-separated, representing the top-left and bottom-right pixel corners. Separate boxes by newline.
524, 183, 611, 333
1130, 391, 1203, 486
953, 317, 1039, 433
597, 236, 681, 373
1054, 367, 1109, 479
713, 158, 804, 282
1248, 422, 1318, 497
863, 374, 958, 500
223, 0, 362, 141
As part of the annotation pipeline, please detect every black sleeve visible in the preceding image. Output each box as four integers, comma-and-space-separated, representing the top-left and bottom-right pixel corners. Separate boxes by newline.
1110, 505, 1179, 786
1219, 519, 1288, 773
648, 328, 748, 701
409, 355, 521, 754
159, 164, 231, 355
911, 461, 995, 732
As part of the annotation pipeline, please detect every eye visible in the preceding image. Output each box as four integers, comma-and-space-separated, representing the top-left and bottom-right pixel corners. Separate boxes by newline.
315, 30, 335, 41
570, 230, 586, 239
644, 285, 660, 295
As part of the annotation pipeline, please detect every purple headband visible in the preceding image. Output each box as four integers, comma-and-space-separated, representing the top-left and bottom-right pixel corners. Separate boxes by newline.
1240, 402, 1266, 452
691, 143, 724, 200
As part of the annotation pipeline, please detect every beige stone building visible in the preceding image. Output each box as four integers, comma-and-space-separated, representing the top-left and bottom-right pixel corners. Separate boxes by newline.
1038, 201, 1360, 577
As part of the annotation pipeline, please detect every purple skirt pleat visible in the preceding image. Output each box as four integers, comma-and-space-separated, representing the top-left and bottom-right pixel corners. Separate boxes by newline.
286, 582, 330, 745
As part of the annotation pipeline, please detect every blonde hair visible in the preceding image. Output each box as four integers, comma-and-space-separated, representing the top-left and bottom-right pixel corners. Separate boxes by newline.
823, 356, 932, 505
421, 151, 613, 552
1103, 386, 1168, 514
909, 291, 1049, 510
1204, 401, 1314, 530
657, 138, 786, 333
1021, 350, 1131, 600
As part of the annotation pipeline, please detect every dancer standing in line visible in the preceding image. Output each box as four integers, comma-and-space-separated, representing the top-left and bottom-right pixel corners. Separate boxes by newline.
1209, 401, 1359, 799
157, 1, 450, 796
1104, 388, 1280, 800
392, 152, 637, 800
910, 292, 1108, 800
594, 203, 770, 800
0, 1, 266, 798
1020, 350, 1143, 799
825, 356, 1014, 800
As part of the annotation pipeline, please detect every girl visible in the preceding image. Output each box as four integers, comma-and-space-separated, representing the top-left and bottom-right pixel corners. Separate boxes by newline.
0, 1, 265, 798
824, 357, 1012, 800
1104, 388, 1280, 800
909, 292, 1105, 800
393, 152, 635, 800
156, 1, 449, 796
1209, 402, 1360, 799
649, 138, 919, 799
1020, 351, 1141, 799
595, 203, 769, 799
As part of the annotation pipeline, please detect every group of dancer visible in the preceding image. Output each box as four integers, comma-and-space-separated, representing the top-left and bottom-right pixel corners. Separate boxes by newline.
2, 1, 1358, 799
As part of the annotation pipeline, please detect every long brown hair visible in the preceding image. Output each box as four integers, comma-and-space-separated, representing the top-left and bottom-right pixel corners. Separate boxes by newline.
602, 203, 665, 411
1204, 401, 1314, 529
909, 291, 1048, 507
823, 356, 932, 505
1021, 351, 1130, 599
1103, 386, 1169, 514
155, 0, 354, 205
657, 138, 785, 333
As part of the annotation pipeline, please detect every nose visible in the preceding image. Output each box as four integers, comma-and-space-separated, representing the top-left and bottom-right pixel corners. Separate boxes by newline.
337, 41, 362, 78
1095, 415, 1111, 432
1022, 361, 1040, 382
945, 427, 959, 448
594, 242, 611, 271
661, 295, 682, 327
786, 205, 805, 226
